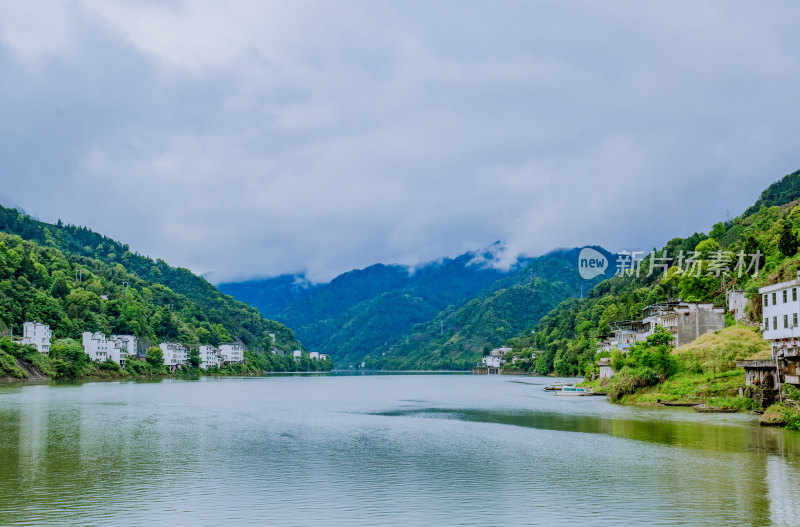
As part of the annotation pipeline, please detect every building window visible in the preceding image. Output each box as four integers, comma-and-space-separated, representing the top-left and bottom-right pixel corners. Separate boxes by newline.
774, 317, 778, 330
794, 313, 798, 327
774, 292, 778, 305
785, 315, 789, 329
765, 317, 769, 329
795, 288, 798, 302
764, 294, 768, 306
784, 290, 789, 303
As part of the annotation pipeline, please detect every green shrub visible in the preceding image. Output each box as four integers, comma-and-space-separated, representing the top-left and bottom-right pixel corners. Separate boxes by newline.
97, 359, 122, 372
782, 384, 800, 401
707, 397, 757, 412
0, 351, 27, 378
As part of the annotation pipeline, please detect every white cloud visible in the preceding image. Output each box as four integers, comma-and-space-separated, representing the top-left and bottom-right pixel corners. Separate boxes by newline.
1, 1, 799, 283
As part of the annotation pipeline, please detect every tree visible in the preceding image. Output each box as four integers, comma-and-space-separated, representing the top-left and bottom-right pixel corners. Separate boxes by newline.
188, 348, 201, 368
146, 346, 164, 368
778, 221, 799, 257
50, 271, 69, 299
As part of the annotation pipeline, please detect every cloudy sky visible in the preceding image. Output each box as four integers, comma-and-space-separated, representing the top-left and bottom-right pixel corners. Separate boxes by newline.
1, 1, 799, 283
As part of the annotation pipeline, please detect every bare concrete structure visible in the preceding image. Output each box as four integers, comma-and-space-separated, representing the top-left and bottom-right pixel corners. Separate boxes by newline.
735, 359, 778, 389
642, 302, 725, 347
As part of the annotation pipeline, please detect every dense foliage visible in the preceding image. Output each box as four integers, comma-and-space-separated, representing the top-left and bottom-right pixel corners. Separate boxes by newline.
530, 168, 800, 377
222, 248, 529, 366
0, 205, 333, 375
365, 248, 615, 370
0, 205, 300, 352
744, 168, 800, 216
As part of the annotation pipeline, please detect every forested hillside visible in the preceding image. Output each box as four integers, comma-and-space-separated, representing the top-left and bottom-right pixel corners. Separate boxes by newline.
366, 247, 615, 369
528, 168, 800, 377
0, 206, 309, 365
221, 247, 531, 365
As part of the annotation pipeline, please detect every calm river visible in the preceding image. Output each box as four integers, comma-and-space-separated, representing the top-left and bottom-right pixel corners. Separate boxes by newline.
1, 374, 799, 526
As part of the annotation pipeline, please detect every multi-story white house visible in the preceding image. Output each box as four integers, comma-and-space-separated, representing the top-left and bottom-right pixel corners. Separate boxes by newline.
83, 332, 112, 362
198, 345, 221, 370
759, 274, 800, 386
83, 333, 137, 365
110, 335, 137, 367
219, 342, 245, 364
160, 342, 188, 369
22, 322, 51, 355
292, 349, 303, 360
309, 352, 320, 360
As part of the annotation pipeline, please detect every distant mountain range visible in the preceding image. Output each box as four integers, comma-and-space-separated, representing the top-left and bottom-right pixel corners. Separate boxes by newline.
219, 244, 617, 368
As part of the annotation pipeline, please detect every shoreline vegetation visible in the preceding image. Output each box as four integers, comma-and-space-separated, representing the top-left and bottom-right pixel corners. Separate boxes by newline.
578, 325, 800, 429
0, 337, 333, 385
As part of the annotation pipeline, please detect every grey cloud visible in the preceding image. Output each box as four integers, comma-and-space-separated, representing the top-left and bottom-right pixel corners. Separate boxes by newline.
1, 1, 799, 283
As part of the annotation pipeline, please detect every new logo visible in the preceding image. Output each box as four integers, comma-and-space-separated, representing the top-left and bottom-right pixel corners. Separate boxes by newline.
578, 247, 607, 279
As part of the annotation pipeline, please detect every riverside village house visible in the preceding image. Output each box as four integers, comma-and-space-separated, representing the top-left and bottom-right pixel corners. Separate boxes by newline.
595, 301, 725, 378
736, 272, 800, 390
12, 321, 329, 371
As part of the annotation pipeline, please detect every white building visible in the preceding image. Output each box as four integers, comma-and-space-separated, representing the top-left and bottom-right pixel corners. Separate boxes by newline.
22, 322, 51, 355
597, 357, 614, 380
319, 354, 327, 360
309, 352, 320, 360
83, 332, 113, 362
198, 345, 221, 370
219, 342, 245, 364
727, 289, 747, 322
160, 342, 188, 368
110, 335, 137, 367
292, 349, 302, 360
759, 274, 800, 386
481, 356, 502, 368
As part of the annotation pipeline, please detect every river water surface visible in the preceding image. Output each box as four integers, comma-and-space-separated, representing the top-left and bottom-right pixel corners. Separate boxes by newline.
1, 374, 799, 526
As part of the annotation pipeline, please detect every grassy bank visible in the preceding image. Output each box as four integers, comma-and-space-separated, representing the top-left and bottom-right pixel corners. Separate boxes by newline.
584, 326, 769, 410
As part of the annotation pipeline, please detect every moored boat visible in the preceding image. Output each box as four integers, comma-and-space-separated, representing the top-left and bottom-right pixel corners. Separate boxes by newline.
555, 386, 592, 396
544, 379, 575, 391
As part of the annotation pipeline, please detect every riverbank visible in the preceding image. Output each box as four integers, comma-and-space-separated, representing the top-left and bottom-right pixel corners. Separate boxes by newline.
1, 339, 333, 384
578, 326, 798, 423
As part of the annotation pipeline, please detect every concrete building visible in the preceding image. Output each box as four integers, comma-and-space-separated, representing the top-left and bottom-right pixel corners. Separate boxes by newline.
219, 342, 245, 364
110, 335, 137, 367
319, 354, 328, 361
22, 322, 51, 355
83, 332, 113, 362
605, 320, 649, 351
292, 349, 303, 360
309, 352, 320, 360
198, 345, 221, 370
759, 274, 800, 386
641, 302, 724, 347
597, 357, 614, 380
726, 289, 747, 323
160, 342, 188, 369
735, 359, 777, 389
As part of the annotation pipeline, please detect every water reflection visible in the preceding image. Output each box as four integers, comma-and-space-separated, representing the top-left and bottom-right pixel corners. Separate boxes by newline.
1, 376, 799, 526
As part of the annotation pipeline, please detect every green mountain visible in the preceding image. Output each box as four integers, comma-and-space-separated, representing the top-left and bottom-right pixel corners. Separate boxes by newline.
366, 247, 614, 370
220, 246, 532, 366
0, 205, 325, 374
529, 168, 800, 377
222, 245, 616, 369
